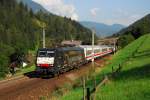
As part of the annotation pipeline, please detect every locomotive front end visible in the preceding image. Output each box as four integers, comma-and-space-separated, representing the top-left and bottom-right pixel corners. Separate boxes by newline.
36, 48, 55, 74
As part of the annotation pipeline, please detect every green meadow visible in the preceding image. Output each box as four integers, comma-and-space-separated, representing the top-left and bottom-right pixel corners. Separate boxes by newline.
60, 34, 150, 100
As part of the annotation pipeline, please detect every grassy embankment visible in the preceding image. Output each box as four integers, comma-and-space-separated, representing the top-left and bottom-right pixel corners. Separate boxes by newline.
14, 50, 36, 76
59, 34, 150, 100
95, 34, 150, 100
14, 66, 36, 76
0, 66, 36, 81
10, 50, 36, 77
0, 50, 36, 80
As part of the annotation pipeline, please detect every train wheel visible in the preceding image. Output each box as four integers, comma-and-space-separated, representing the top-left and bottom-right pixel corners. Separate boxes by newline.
53, 69, 60, 77
75, 65, 78, 69
53, 73, 57, 77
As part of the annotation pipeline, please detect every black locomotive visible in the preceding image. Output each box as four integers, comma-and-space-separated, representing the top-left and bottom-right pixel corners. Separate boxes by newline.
36, 47, 86, 76
36, 45, 114, 76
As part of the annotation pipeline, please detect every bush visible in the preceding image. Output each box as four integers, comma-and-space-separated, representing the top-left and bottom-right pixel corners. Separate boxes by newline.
0, 55, 9, 77
0, 44, 15, 78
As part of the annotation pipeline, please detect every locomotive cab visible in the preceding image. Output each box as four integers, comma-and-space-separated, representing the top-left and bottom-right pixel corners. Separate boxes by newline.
36, 48, 55, 74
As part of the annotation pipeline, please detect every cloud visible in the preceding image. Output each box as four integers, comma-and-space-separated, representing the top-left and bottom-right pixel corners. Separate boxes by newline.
32, 0, 79, 20
90, 8, 99, 17
116, 8, 129, 17
130, 14, 142, 19
99, 14, 143, 26
105, 8, 144, 25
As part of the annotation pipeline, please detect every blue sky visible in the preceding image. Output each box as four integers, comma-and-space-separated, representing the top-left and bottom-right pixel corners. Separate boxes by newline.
33, 0, 150, 26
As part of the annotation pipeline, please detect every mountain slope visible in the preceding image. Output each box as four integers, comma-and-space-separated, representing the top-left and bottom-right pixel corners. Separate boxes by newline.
17, 0, 48, 13
0, 0, 93, 77
80, 21, 125, 37
116, 14, 150, 48
59, 34, 150, 100
117, 14, 150, 36
95, 34, 150, 100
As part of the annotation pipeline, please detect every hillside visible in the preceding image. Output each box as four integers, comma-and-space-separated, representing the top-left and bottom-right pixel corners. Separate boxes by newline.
95, 34, 150, 100
58, 34, 150, 100
17, 0, 48, 13
115, 14, 150, 48
80, 21, 125, 37
0, 0, 93, 77
117, 14, 150, 35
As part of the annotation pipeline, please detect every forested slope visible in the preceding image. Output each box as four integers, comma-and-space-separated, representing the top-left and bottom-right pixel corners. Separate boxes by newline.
114, 14, 150, 48
0, 0, 93, 77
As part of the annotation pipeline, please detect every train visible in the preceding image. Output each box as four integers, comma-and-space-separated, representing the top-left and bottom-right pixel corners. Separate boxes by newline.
36, 45, 114, 76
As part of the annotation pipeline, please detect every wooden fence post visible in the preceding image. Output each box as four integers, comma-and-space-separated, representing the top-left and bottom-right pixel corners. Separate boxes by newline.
87, 88, 90, 100
82, 77, 86, 100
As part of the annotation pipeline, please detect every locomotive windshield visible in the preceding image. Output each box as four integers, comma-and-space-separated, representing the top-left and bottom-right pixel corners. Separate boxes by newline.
38, 50, 55, 57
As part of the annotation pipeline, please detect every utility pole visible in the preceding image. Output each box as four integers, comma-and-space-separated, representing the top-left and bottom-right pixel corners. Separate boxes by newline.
43, 26, 46, 48
92, 29, 96, 85
113, 39, 115, 54
92, 29, 95, 62
113, 38, 117, 54
92, 29, 96, 100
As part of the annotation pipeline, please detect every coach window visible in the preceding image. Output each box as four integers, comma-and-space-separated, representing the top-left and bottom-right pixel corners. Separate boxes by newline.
38, 51, 46, 57
102, 48, 107, 52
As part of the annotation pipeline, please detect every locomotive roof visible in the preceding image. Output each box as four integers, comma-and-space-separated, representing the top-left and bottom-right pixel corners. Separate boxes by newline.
38, 48, 55, 51
79, 45, 113, 48
56, 46, 83, 51
38, 47, 83, 52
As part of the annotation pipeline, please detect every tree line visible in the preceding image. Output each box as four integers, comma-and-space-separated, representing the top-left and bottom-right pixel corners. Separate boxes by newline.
0, 0, 95, 77
113, 14, 150, 48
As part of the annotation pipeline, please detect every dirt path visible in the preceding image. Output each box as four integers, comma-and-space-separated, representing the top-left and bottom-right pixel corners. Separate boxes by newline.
0, 55, 112, 100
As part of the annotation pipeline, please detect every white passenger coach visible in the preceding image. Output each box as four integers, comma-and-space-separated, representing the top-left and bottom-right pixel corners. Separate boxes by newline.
79, 45, 114, 61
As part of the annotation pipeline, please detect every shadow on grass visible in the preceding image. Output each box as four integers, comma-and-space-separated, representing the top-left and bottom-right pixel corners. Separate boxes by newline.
114, 64, 150, 81
24, 71, 54, 79
24, 71, 39, 78
134, 51, 150, 58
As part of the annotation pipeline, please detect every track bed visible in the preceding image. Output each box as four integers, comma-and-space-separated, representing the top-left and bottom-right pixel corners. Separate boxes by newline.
0, 55, 111, 100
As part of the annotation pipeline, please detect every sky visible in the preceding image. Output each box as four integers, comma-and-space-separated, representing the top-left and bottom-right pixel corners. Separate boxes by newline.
32, 0, 150, 26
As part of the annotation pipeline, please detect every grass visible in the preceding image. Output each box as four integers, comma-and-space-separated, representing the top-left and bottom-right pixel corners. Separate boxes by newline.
15, 65, 36, 76
58, 34, 150, 100
1, 65, 36, 80
0, 65, 35, 81
95, 34, 150, 100
57, 60, 111, 100
96, 54, 150, 100
61, 88, 83, 100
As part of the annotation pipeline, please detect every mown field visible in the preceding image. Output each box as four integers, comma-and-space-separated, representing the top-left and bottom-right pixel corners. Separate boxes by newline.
59, 34, 150, 100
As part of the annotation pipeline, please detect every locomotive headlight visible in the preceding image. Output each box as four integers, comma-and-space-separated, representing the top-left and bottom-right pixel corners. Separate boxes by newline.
37, 58, 40, 62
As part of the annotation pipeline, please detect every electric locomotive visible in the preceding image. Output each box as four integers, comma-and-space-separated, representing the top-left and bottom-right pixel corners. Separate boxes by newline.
36, 45, 114, 76
36, 47, 85, 76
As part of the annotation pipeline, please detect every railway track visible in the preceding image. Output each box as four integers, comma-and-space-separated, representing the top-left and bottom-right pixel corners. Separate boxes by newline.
0, 55, 112, 100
